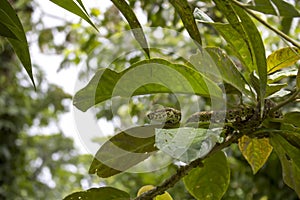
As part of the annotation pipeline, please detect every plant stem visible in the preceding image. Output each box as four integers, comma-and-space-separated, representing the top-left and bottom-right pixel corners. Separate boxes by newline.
231, 0, 300, 49
134, 133, 241, 200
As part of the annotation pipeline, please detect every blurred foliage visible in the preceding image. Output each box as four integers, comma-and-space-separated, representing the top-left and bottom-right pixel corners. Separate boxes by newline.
0, 0, 97, 199
2, 0, 300, 199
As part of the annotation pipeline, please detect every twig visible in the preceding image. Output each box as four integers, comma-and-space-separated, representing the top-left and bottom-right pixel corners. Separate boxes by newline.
231, 0, 300, 49
134, 133, 241, 200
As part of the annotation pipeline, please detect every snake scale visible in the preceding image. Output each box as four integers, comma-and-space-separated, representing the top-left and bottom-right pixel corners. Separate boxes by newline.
147, 100, 281, 131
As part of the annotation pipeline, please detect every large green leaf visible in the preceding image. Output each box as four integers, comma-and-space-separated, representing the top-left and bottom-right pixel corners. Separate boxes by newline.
197, 47, 254, 99
238, 135, 273, 174
183, 151, 230, 200
155, 127, 222, 163
89, 125, 159, 178
271, 0, 300, 17
169, 0, 202, 46
210, 23, 252, 70
270, 134, 300, 198
74, 58, 222, 112
111, 0, 150, 58
213, 0, 267, 102
267, 47, 300, 74
0, 0, 35, 87
246, 0, 300, 17
50, 0, 98, 31
63, 187, 130, 200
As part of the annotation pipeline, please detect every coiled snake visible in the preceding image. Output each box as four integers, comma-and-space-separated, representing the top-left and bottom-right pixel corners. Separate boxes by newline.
147, 100, 281, 132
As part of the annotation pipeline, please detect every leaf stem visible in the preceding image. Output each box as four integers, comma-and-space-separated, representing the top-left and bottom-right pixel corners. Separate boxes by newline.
231, 0, 300, 49
134, 133, 241, 200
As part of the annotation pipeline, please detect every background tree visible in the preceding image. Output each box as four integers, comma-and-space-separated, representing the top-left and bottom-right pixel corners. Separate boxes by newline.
1, 0, 300, 200
0, 1, 97, 199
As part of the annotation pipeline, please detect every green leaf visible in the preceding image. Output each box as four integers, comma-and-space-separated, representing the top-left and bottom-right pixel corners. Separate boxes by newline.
270, 134, 300, 198
111, 0, 150, 58
283, 112, 300, 127
155, 127, 222, 163
205, 47, 254, 98
50, 0, 98, 31
193, 8, 213, 22
210, 23, 252, 70
247, 0, 300, 17
89, 125, 159, 178
0, 22, 18, 39
183, 151, 230, 200
238, 135, 273, 174
267, 47, 300, 74
169, 0, 202, 46
137, 185, 174, 200
213, 0, 267, 102
246, 0, 277, 15
73, 58, 222, 112
267, 68, 298, 83
279, 123, 300, 149
271, 0, 300, 17
63, 187, 130, 200
281, 17, 293, 34
265, 83, 288, 97
0, 0, 35, 87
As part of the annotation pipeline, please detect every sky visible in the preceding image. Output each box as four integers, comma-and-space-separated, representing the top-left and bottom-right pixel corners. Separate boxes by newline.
31, 0, 114, 154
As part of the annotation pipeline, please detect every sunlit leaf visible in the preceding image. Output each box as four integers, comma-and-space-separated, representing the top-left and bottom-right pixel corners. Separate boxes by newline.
137, 185, 174, 200
266, 83, 287, 97
193, 8, 213, 22
183, 151, 230, 200
155, 127, 222, 163
50, 0, 98, 31
267, 47, 300, 74
204, 47, 254, 98
270, 134, 300, 198
89, 125, 159, 178
213, 0, 267, 102
267, 68, 298, 83
0, 0, 35, 87
111, 0, 150, 58
63, 187, 130, 200
169, 0, 202, 46
238, 135, 273, 174
74, 58, 222, 112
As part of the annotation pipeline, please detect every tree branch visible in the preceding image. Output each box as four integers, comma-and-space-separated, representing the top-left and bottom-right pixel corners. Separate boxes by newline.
134, 133, 241, 200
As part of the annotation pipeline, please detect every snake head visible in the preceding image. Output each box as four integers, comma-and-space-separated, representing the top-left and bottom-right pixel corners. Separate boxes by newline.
147, 107, 181, 124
